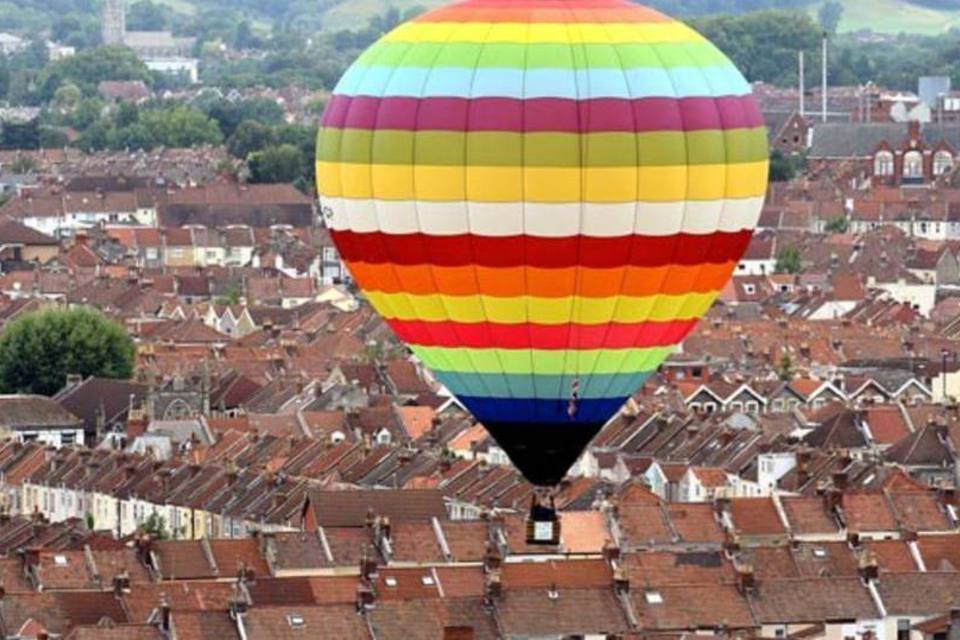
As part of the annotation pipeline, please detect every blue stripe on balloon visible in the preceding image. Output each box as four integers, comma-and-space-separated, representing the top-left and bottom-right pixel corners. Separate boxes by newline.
458, 396, 628, 424
436, 371, 653, 399
335, 65, 750, 100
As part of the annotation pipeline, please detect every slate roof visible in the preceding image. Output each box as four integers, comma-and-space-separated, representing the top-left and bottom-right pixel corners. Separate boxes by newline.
0, 396, 83, 429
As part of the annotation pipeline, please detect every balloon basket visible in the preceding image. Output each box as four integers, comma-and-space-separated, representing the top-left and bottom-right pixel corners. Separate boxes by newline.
525, 491, 561, 546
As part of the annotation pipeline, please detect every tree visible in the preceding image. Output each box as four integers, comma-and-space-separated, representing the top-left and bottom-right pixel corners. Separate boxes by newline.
0, 120, 41, 150
227, 120, 275, 159
818, 0, 844, 33
779, 352, 794, 381
825, 216, 849, 233
769, 150, 798, 183
127, 0, 167, 31
52, 82, 82, 114
775, 245, 803, 275
248, 143, 305, 184
138, 106, 223, 148
0, 307, 135, 396
36, 46, 151, 100
141, 513, 170, 540
8, 155, 38, 174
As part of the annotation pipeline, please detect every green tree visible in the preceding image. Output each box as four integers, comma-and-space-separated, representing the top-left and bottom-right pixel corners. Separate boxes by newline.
825, 216, 849, 233
818, 1, 844, 33
127, 0, 167, 31
227, 120, 274, 159
769, 150, 798, 183
52, 82, 82, 114
779, 352, 794, 381
8, 155, 38, 174
0, 307, 135, 396
38, 127, 69, 149
690, 11, 822, 85
141, 513, 170, 540
138, 105, 223, 148
37, 46, 151, 100
248, 143, 304, 184
775, 245, 803, 275
0, 120, 41, 150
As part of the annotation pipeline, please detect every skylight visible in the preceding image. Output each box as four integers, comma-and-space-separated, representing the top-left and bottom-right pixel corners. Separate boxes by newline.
53, 555, 67, 566
286, 614, 305, 629
645, 591, 664, 604
421, 575, 435, 586
385, 577, 398, 587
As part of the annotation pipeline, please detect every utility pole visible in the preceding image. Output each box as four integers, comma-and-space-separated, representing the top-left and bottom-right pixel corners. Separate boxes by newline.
798, 51, 805, 118
821, 32, 828, 123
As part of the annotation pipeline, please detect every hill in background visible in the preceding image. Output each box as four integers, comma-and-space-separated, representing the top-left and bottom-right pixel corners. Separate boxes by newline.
147, 0, 960, 35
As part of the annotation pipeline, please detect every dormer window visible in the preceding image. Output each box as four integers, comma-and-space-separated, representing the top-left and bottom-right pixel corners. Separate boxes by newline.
874, 150, 894, 176
935, 150, 954, 176
903, 150, 923, 179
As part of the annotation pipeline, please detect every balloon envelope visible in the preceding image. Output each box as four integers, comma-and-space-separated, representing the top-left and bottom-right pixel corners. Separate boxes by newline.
317, 0, 768, 485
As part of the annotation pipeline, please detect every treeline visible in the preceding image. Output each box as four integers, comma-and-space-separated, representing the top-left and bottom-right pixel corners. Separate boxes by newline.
691, 10, 960, 91
647, 0, 813, 16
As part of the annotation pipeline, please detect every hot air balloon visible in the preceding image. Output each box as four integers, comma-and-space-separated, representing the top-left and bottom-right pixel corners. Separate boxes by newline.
317, 0, 768, 508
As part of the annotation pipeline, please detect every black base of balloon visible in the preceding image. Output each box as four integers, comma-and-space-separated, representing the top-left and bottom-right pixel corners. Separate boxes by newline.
482, 421, 603, 487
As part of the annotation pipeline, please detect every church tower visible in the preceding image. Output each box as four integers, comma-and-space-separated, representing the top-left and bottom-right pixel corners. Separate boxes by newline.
102, 0, 126, 46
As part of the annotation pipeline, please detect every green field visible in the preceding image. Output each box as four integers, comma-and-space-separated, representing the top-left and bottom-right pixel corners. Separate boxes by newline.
814, 0, 960, 34
320, 0, 446, 31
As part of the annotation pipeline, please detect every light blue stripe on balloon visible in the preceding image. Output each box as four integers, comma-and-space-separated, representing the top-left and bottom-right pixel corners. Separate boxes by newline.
335, 65, 749, 99
435, 371, 653, 400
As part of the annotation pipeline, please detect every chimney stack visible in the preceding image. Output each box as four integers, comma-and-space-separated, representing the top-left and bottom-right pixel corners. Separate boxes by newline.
858, 551, 879, 582
948, 608, 960, 640
356, 583, 375, 611
613, 565, 630, 594
443, 627, 475, 640
736, 563, 757, 595
485, 569, 502, 601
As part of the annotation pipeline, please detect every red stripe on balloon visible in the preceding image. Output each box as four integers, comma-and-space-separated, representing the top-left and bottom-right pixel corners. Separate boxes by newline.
330, 229, 752, 269
388, 318, 699, 349
322, 95, 762, 133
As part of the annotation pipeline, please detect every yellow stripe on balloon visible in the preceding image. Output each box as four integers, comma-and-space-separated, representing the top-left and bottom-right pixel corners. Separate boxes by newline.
364, 290, 718, 324
411, 344, 676, 375
383, 21, 704, 45
317, 161, 769, 203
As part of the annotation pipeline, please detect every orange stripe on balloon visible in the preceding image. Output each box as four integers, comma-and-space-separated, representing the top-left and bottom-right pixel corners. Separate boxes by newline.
345, 261, 736, 298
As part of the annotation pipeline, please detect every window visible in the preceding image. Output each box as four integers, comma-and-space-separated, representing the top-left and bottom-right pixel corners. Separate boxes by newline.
746, 401, 759, 414
897, 619, 911, 640
935, 150, 954, 176
874, 150, 894, 176
61, 432, 76, 446
377, 430, 391, 445
903, 150, 923, 179
772, 399, 784, 412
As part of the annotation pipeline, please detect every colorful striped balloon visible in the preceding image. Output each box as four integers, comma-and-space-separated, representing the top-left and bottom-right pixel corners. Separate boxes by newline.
317, 0, 768, 485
